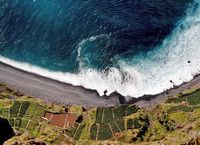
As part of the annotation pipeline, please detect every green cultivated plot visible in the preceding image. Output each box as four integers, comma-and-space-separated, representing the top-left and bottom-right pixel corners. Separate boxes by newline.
96, 108, 103, 123
90, 124, 98, 140
116, 119, 125, 132
67, 123, 79, 137
113, 105, 128, 119
1, 108, 10, 118
33, 105, 45, 121
103, 107, 114, 123
14, 118, 21, 128
183, 90, 200, 105
110, 122, 121, 134
20, 118, 29, 129
98, 123, 113, 140
74, 124, 85, 140
67, 127, 77, 137
166, 89, 200, 105
26, 120, 38, 131
18, 102, 30, 118
168, 105, 195, 113
24, 102, 38, 119
10, 101, 21, 117
127, 119, 134, 129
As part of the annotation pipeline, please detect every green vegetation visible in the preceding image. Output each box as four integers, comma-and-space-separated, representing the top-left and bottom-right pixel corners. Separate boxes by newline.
102, 107, 114, 122
8, 118, 14, 127
1, 108, 10, 118
113, 105, 127, 119
116, 119, 125, 132
127, 119, 134, 129
126, 106, 139, 116
74, 124, 85, 140
110, 122, 121, 134
90, 124, 98, 140
24, 102, 38, 119
26, 120, 38, 131
168, 105, 197, 112
20, 118, 29, 129
97, 123, 113, 140
166, 89, 200, 105
2, 84, 200, 145
18, 101, 30, 118
95, 108, 103, 123
66, 124, 78, 137
14, 118, 21, 128
33, 105, 45, 121
10, 101, 21, 117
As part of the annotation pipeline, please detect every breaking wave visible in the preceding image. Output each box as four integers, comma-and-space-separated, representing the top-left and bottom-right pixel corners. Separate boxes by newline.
0, 0, 200, 97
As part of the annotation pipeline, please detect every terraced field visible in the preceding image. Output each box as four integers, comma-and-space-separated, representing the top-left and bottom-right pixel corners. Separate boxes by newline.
1, 84, 200, 144
157, 89, 200, 135
0, 101, 45, 133
66, 105, 149, 142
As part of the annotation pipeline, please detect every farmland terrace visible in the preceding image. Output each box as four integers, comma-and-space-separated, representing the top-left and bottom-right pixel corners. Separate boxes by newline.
1, 84, 200, 144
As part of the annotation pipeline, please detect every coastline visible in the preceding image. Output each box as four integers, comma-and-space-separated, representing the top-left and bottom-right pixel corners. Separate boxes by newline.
128, 73, 200, 109
1, 61, 200, 109
0, 62, 121, 109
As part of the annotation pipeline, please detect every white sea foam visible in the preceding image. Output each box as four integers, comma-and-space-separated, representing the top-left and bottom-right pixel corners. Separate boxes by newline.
0, 1, 200, 97
76, 34, 110, 69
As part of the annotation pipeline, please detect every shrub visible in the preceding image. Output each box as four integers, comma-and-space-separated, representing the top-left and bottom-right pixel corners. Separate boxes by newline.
133, 118, 142, 129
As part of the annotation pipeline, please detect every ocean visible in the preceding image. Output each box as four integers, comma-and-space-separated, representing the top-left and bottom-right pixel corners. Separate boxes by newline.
0, 0, 200, 97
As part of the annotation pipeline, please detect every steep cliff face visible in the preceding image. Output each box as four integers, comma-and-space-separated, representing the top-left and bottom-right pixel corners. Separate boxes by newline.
0, 117, 15, 145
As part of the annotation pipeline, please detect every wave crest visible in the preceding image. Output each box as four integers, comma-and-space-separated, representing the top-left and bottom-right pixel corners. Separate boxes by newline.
0, 1, 200, 97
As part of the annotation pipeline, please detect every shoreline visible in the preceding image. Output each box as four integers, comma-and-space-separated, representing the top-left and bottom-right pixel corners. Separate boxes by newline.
0, 62, 121, 109
128, 73, 200, 109
1, 61, 200, 109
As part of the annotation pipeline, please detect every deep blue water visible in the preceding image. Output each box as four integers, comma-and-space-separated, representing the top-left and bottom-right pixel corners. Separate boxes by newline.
2, 0, 200, 97
0, 0, 193, 72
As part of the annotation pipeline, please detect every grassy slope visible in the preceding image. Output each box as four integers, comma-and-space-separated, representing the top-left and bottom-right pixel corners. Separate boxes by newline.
1, 84, 200, 144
